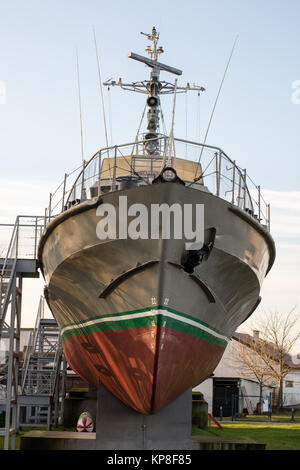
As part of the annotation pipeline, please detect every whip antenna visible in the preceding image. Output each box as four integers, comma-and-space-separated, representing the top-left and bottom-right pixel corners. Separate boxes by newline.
193, 35, 238, 182
165, 78, 178, 167
93, 27, 112, 179
93, 27, 110, 151
76, 49, 85, 166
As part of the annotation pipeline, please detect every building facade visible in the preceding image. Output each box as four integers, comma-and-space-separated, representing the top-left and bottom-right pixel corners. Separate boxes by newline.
194, 332, 300, 416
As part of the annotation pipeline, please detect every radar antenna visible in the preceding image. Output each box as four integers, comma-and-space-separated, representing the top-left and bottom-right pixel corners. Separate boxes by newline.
104, 26, 205, 155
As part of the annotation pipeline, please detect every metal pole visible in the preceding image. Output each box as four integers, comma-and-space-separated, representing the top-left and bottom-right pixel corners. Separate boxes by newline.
15, 216, 19, 258
291, 407, 295, 422
48, 193, 52, 223
98, 152, 102, 195
219, 405, 223, 421
59, 356, 67, 426
167, 78, 178, 166
44, 208, 47, 230
258, 185, 261, 222
61, 173, 67, 212
243, 169, 247, 210
4, 274, 17, 449
81, 161, 86, 201
268, 391, 272, 421
215, 152, 219, 197
0, 274, 2, 308
53, 354, 61, 428
15, 276, 22, 426
232, 161, 235, 204
34, 217, 38, 259
112, 146, 117, 191
218, 150, 222, 196
237, 172, 242, 208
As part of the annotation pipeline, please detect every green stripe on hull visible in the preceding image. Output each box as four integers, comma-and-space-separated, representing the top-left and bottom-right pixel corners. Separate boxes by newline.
61, 307, 228, 349
60, 304, 225, 336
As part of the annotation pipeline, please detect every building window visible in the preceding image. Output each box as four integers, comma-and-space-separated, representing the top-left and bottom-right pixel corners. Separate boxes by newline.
285, 381, 294, 388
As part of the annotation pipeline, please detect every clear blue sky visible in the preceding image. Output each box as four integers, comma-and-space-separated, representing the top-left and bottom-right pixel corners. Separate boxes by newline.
1, 0, 300, 191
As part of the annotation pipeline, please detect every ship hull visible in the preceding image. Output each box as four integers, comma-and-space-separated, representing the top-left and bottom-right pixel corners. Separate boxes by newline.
39, 182, 274, 414
61, 307, 226, 414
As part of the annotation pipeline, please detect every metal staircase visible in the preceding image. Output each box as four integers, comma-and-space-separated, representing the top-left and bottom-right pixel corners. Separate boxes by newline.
19, 296, 66, 429
0, 216, 45, 449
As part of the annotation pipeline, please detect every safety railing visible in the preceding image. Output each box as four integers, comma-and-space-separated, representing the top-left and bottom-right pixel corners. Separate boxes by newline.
0, 215, 48, 267
21, 296, 45, 392
0, 216, 49, 329
45, 135, 270, 231
21, 297, 62, 397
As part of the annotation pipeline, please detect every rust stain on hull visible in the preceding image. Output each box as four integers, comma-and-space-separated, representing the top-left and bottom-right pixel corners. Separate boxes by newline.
63, 325, 224, 414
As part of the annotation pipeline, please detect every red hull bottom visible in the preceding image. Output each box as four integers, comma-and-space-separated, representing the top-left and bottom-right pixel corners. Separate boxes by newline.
63, 325, 225, 414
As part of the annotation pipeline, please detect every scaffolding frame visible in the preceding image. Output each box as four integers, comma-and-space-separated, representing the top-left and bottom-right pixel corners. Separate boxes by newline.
19, 302, 66, 430
0, 216, 46, 449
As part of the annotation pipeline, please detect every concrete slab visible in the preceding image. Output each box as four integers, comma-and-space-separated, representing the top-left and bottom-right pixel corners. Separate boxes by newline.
20, 430, 96, 450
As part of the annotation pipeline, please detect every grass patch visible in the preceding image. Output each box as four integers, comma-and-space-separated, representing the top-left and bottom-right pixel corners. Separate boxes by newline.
192, 422, 300, 450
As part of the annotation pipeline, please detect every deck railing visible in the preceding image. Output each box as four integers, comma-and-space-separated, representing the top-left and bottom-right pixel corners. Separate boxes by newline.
45, 135, 270, 231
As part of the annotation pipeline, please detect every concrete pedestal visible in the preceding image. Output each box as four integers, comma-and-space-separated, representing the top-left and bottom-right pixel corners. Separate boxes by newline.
95, 383, 196, 450
20, 383, 198, 450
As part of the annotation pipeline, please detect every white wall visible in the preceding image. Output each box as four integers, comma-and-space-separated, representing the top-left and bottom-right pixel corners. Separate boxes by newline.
283, 370, 300, 406
192, 338, 276, 415
239, 378, 273, 413
213, 340, 241, 378
193, 378, 213, 413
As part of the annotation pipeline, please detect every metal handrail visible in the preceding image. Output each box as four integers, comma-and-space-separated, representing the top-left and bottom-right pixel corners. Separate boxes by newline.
45, 135, 271, 230
0, 216, 48, 329
0, 216, 19, 277
21, 296, 45, 392
65, 135, 166, 205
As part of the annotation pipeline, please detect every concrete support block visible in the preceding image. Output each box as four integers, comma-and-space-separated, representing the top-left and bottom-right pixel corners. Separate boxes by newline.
95, 383, 196, 450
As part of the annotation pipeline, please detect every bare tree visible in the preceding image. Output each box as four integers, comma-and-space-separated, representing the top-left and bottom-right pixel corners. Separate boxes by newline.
253, 309, 300, 408
232, 335, 275, 413
232, 309, 300, 410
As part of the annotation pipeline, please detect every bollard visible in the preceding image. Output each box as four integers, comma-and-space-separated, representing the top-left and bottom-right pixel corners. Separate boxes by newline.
220, 406, 223, 421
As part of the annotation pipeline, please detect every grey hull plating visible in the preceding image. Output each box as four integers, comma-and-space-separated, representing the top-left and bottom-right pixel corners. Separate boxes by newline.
39, 182, 274, 338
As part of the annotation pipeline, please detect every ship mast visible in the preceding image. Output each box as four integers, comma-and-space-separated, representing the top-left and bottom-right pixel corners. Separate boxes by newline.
139, 27, 165, 154
103, 26, 205, 156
